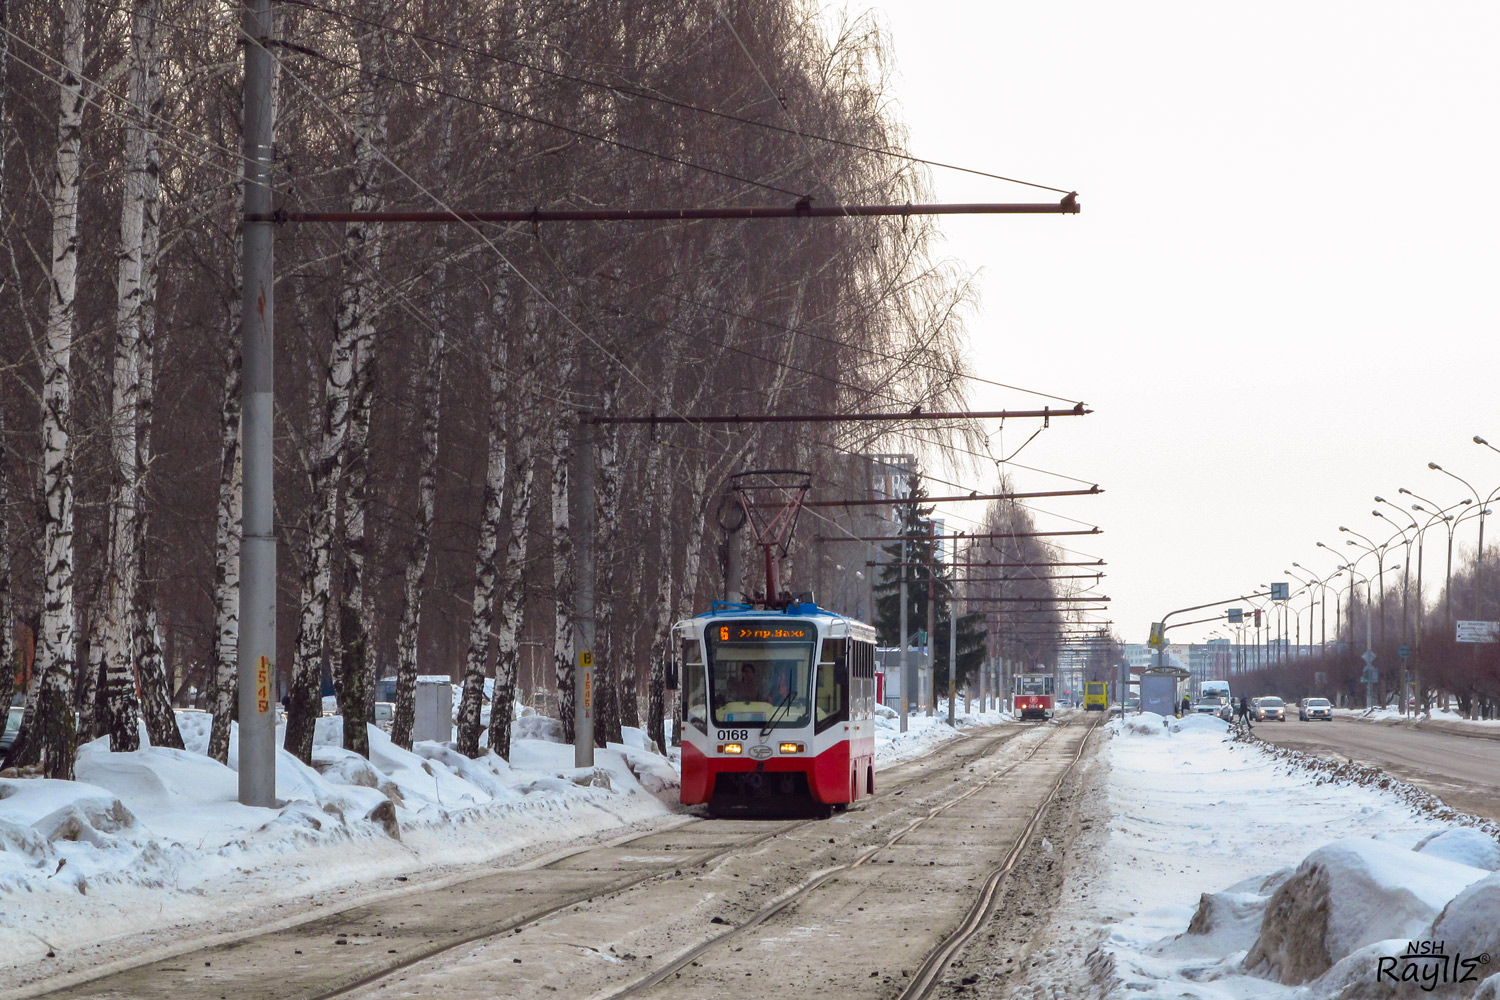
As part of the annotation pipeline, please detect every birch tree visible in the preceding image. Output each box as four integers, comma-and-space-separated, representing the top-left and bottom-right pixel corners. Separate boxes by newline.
592, 377, 622, 747
206, 282, 242, 763
131, 11, 179, 748
389, 61, 456, 750
0, 0, 12, 717
333, 33, 388, 758
102, 0, 160, 752
456, 294, 509, 758
35, 0, 85, 779
551, 389, 576, 745
486, 441, 534, 760
286, 31, 387, 763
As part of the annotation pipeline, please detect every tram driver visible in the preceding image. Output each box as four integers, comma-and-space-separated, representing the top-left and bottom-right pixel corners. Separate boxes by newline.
730, 663, 761, 702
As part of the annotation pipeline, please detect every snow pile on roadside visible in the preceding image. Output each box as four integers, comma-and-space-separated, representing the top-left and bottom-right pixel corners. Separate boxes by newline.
873, 700, 1013, 766
0, 710, 679, 969
1094, 717, 1500, 999
1352, 706, 1500, 729
1242, 838, 1488, 983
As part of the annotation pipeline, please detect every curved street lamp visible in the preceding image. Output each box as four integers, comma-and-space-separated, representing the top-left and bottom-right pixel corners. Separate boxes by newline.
1399, 487, 1472, 627
1390, 492, 1468, 713
1340, 524, 1406, 654
1341, 561, 1400, 708
1291, 561, 1345, 654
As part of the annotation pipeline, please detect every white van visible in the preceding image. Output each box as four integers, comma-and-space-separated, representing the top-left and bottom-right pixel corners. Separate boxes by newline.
1200, 680, 1231, 703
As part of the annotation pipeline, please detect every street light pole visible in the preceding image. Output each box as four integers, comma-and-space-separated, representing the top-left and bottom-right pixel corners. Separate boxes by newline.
1341, 525, 1404, 655
1401, 487, 1472, 631
1394, 496, 1467, 713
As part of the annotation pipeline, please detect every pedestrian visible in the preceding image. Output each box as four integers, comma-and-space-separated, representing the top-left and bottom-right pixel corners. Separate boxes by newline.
1236, 695, 1253, 730
1180, 694, 1191, 717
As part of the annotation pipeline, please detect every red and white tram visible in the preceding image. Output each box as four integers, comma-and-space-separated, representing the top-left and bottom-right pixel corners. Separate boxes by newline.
676, 602, 877, 814
1012, 672, 1055, 720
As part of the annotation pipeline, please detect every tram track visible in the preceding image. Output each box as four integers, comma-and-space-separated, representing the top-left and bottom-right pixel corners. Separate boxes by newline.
328, 717, 1099, 1000
298, 726, 1027, 1000
603, 718, 1094, 1000
900, 716, 1102, 1000
21, 724, 1026, 1000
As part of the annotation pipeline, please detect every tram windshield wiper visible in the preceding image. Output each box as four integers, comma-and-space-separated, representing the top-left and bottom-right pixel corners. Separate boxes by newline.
760, 686, 798, 739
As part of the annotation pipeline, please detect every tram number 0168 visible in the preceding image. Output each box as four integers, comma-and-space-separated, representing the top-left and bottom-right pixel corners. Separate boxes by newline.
717, 729, 748, 742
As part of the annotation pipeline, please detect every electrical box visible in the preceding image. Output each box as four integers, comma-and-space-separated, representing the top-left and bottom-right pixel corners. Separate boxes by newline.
413, 675, 453, 744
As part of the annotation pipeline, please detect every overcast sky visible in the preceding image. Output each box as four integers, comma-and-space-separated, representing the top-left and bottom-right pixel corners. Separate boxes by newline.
862, 0, 1500, 651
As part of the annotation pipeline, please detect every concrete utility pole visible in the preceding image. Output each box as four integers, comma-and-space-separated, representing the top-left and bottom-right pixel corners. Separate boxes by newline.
237, 0, 276, 808
724, 505, 745, 604
947, 599, 957, 726
572, 418, 595, 768
925, 521, 936, 718
899, 538, 909, 733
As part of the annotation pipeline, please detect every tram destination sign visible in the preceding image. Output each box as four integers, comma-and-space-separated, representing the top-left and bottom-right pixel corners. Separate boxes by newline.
1455, 620, 1500, 644
715, 622, 812, 642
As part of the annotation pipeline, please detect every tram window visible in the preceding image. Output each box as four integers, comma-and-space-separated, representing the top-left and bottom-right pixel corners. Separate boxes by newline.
708, 646, 812, 727
682, 639, 707, 731
815, 658, 848, 733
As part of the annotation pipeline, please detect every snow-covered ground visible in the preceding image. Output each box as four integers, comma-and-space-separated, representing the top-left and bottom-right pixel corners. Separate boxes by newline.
1348, 706, 1500, 730
0, 696, 1011, 983
1090, 712, 1500, 999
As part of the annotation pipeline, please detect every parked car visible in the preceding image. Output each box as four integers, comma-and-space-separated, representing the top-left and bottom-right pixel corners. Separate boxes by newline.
374, 701, 396, 731
1299, 697, 1333, 721
1254, 696, 1286, 721
1, 705, 23, 754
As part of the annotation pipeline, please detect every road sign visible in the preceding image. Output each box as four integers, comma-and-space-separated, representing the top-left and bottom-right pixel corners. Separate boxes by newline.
1227, 608, 1243, 624
1361, 664, 1378, 684
1398, 645, 1411, 660
1361, 650, 1377, 666
1455, 620, 1500, 644
1270, 582, 1290, 601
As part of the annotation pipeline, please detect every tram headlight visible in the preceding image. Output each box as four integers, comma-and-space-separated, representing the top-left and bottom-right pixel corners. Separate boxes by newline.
719, 743, 743, 755
779, 743, 804, 754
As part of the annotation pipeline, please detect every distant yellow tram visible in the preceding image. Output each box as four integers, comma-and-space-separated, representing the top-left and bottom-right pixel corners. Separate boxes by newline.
1083, 681, 1108, 712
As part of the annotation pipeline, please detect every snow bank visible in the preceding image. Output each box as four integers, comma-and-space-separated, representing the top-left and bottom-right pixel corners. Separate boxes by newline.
1095, 716, 1484, 999
1416, 827, 1500, 871
0, 707, 681, 974
1112, 711, 1170, 736
1244, 838, 1489, 984
1171, 713, 1229, 734
873, 701, 1012, 766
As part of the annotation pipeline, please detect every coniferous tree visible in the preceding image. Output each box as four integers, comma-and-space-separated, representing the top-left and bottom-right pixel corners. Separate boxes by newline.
872, 477, 985, 694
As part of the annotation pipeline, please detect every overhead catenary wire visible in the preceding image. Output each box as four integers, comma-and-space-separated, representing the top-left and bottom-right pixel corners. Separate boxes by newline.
259, 39, 742, 451
601, 277, 1084, 406
276, 0, 1075, 196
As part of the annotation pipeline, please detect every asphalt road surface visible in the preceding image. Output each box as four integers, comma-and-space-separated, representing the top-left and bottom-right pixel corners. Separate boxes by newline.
1253, 716, 1500, 822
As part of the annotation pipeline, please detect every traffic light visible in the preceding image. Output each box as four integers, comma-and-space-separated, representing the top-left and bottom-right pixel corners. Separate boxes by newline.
1253, 609, 1262, 627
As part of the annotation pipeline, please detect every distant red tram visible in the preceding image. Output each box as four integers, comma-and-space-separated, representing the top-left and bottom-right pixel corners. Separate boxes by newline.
676, 603, 877, 815
1013, 672, 1055, 720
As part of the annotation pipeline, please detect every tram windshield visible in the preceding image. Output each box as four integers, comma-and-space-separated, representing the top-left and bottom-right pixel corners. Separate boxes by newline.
707, 623, 814, 728
1014, 674, 1054, 696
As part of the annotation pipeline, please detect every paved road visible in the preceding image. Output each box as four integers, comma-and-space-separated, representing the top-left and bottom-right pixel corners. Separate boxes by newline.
1254, 717, 1500, 822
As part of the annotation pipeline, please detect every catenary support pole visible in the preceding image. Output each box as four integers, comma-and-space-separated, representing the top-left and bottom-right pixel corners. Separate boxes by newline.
899, 539, 909, 734
237, 0, 276, 808
947, 599, 957, 726
926, 522, 936, 717
724, 509, 744, 604
573, 417, 596, 768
